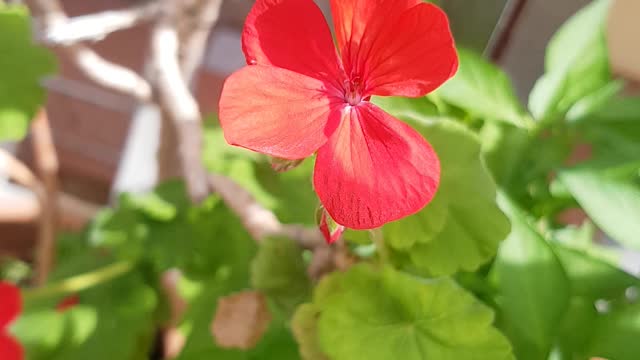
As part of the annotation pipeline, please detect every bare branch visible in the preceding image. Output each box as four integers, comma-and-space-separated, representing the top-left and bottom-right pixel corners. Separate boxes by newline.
31, 111, 59, 285
178, 0, 224, 84
65, 45, 152, 101
208, 173, 325, 249
151, 2, 210, 202
24, 0, 152, 102
0, 149, 40, 191
0, 191, 99, 229
40, 1, 161, 45
152, 23, 201, 125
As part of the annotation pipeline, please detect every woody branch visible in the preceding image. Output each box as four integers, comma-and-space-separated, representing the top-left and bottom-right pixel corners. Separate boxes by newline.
24, 0, 152, 102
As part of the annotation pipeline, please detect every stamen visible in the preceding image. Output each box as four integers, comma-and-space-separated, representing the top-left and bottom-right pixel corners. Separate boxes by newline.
343, 75, 364, 106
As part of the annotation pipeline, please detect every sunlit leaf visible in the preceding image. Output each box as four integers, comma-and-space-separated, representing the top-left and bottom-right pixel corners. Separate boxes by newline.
493, 193, 570, 360
0, 5, 56, 141
314, 265, 514, 360
436, 48, 527, 127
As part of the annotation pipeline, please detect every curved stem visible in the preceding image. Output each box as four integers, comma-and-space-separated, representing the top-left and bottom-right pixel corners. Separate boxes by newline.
23, 261, 135, 301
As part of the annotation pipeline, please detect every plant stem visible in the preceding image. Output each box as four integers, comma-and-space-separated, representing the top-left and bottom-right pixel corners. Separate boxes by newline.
369, 228, 389, 264
23, 261, 135, 301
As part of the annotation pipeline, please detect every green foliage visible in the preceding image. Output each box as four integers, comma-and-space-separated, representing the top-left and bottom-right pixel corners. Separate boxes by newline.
89, 180, 257, 280
528, 0, 611, 124
585, 303, 640, 360
559, 161, 640, 250
15, 269, 158, 360
552, 243, 638, 300
251, 237, 312, 315
492, 194, 570, 360
291, 304, 328, 360
436, 47, 528, 127
0, 5, 56, 141
580, 96, 640, 161
295, 264, 514, 360
175, 275, 301, 360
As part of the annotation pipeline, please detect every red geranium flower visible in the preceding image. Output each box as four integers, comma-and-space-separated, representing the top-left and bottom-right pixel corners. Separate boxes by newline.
0, 282, 23, 360
219, 0, 458, 230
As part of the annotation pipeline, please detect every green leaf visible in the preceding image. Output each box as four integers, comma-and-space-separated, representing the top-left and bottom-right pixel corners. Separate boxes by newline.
377, 118, 510, 276
585, 303, 640, 360
551, 243, 639, 300
479, 122, 531, 187
558, 161, 640, 249
580, 96, 640, 162
12, 310, 65, 360
555, 296, 598, 357
314, 265, 514, 360
436, 48, 527, 127
0, 5, 56, 141
493, 193, 570, 360
528, 0, 611, 123
88, 180, 257, 279
251, 237, 312, 315
371, 96, 439, 123
587, 96, 640, 123
291, 304, 329, 360
122, 180, 191, 222
565, 80, 623, 123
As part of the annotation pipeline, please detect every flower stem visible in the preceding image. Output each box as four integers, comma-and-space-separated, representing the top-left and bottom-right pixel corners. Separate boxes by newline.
369, 228, 388, 264
23, 261, 135, 301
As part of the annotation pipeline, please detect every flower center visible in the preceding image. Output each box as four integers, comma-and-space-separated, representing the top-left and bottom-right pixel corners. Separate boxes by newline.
343, 76, 364, 106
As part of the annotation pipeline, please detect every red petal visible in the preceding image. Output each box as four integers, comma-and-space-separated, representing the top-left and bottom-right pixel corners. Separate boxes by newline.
0, 282, 21, 329
313, 103, 440, 229
243, 0, 343, 82
0, 334, 23, 360
330, 0, 458, 97
319, 210, 345, 244
219, 65, 344, 159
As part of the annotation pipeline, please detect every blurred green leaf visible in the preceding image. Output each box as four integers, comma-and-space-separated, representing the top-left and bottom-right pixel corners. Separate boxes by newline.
12, 310, 65, 360
312, 264, 514, 360
585, 303, 640, 360
580, 96, 640, 162
373, 116, 510, 276
551, 243, 638, 300
565, 80, 623, 123
124, 191, 179, 222
559, 160, 640, 249
0, 5, 56, 141
528, 0, 611, 123
493, 193, 570, 360
555, 296, 598, 357
291, 304, 328, 360
251, 237, 312, 315
436, 48, 527, 127
371, 96, 439, 123
87, 180, 257, 279
480, 122, 531, 187
587, 96, 640, 123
